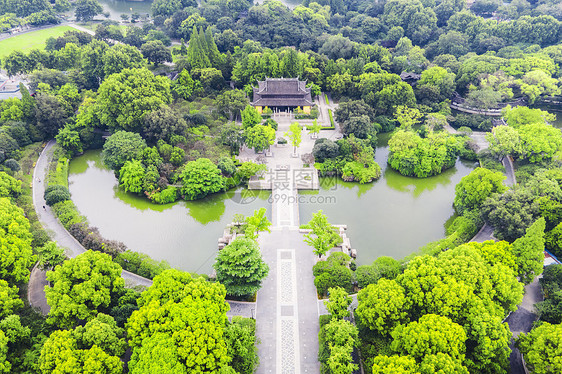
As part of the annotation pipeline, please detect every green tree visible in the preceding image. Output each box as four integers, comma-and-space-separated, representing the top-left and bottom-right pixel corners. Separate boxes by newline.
214, 237, 269, 297
102, 131, 146, 171
517, 322, 562, 374
372, 355, 419, 374
308, 119, 322, 137
0, 198, 35, 284
39, 320, 124, 374
127, 270, 230, 373
453, 168, 507, 214
0, 281, 23, 318
180, 158, 225, 200
102, 44, 145, 77
241, 105, 262, 129
245, 207, 271, 236
141, 40, 172, 66
244, 125, 275, 153
391, 314, 467, 362
224, 317, 258, 374
119, 160, 146, 194
518, 122, 562, 163
187, 26, 211, 69
324, 286, 351, 319
75, 0, 103, 21
482, 189, 540, 242
486, 125, 522, 161
284, 122, 302, 154
36, 241, 66, 270
56, 127, 83, 156
502, 105, 555, 128
96, 68, 172, 132
216, 90, 249, 120
511, 218, 546, 284
45, 250, 125, 328
172, 69, 198, 101
356, 279, 410, 336
303, 210, 341, 258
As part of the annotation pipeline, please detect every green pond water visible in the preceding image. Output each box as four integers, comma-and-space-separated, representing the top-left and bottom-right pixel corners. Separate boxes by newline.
299, 134, 477, 265
68, 151, 271, 274
98, 0, 153, 19
68, 135, 476, 272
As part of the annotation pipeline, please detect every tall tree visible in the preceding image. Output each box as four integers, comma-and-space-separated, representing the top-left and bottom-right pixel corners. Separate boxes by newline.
214, 237, 269, 296
45, 250, 125, 328
75, 0, 103, 21
96, 68, 172, 133
187, 26, 211, 69
127, 270, 231, 373
511, 218, 546, 284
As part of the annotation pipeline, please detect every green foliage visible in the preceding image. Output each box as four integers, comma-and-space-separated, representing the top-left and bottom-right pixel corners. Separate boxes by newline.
45, 250, 125, 328
245, 207, 271, 236
453, 168, 507, 214
517, 322, 562, 374
324, 286, 352, 320
39, 315, 125, 374
241, 105, 262, 129
180, 158, 225, 200
482, 188, 540, 242
356, 279, 410, 336
536, 264, 562, 324
391, 314, 467, 362
0, 280, 23, 318
355, 256, 401, 288
284, 122, 302, 153
36, 241, 66, 271
244, 124, 275, 153
0, 197, 35, 284
114, 250, 170, 279
304, 210, 341, 258
51, 200, 84, 229
102, 131, 147, 171
119, 160, 145, 194
511, 217, 546, 284
313, 252, 354, 296
372, 355, 419, 374
214, 237, 269, 297
44, 185, 70, 206
388, 130, 462, 178
502, 105, 556, 128
96, 68, 172, 133
0, 172, 20, 198
127, 270, 230, 373
224, 317, 258, 374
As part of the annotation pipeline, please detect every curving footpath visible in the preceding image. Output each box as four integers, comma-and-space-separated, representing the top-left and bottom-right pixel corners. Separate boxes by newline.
27, 140, 253, 318
28, 140, 153, 315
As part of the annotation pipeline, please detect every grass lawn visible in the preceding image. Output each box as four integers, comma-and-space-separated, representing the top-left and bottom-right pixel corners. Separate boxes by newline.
0, 25, 75, 59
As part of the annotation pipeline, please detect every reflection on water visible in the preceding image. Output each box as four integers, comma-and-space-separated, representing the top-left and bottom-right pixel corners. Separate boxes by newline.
68, 150, 270, 273
299, 138, 477, 265
98, 0, 153, 19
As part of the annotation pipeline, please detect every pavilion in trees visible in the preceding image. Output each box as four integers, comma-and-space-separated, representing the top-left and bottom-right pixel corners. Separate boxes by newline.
250, 78, 314, 114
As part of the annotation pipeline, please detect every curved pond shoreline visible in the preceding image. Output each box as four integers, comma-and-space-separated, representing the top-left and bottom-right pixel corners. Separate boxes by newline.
69, 135, 476, 272
68, 151, 271, 273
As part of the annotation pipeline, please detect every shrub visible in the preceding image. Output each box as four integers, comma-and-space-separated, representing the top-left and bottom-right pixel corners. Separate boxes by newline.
44, 185, 71, 206
149, 187, 178, 204
51, 200, 85, 229
313, 252, 354, 296
114, 250, 170, 279
4, 159, 20, 172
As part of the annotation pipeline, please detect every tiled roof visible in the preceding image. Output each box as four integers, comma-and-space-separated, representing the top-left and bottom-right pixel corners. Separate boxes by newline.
251, 78, 313, 107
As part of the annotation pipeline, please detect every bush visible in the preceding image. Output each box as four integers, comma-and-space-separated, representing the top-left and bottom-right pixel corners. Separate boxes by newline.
51, 200, 85, 229
313, 252, 354, 296
149, 187, 178, 204
263, 118, 278, 130
277, 137, 287, 144
114, 250, 171, 279
4, 159, 20, 172
49, 156, 69, 188
224, 317, 259, 374
341, 161, 381, 183
44, 185, 71, 206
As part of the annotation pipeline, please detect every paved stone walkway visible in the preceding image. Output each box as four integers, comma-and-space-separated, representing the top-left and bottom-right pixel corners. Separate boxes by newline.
28, 140, 153, 315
